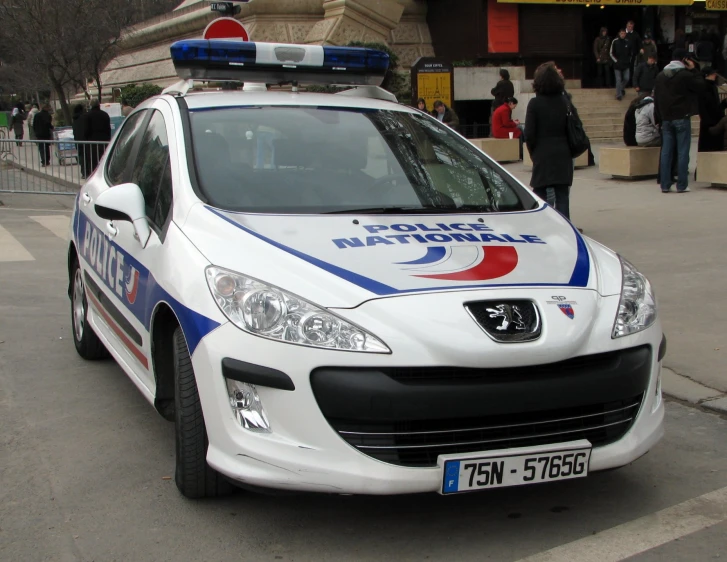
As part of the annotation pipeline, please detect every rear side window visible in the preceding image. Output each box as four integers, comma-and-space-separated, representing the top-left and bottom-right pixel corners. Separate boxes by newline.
106, 111, 147, 185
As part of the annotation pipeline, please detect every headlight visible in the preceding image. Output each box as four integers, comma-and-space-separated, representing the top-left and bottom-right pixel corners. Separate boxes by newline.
612, 257, 657, 338
206, 266, 390, 353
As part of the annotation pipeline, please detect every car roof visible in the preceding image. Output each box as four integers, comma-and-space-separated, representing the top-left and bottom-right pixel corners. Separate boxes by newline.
179, 90, 419, 113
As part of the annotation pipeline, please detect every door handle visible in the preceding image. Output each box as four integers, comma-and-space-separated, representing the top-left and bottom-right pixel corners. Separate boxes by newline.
106, 221, 118, 238
81, 192, 92, 205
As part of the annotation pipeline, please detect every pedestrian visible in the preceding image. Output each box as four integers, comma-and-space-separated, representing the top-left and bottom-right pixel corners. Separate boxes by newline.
10, 102, 27, 145
633, 55, 659, 94
27, 103, 39, 141
625, 20, 642, 83
72, 104, 88, 179
121, 99, 133, 117
432, 100, 460, 132
697, 66, 725, 153
415, 98, 429, 114
610, 29, 632, 100
83, 99, 112, 175
593, 27, 613, 89
634, 94, 661, 147
33, 104, 54, 167
491, 69, 514, 112
492, 96, 525, 158
525, 63, 573, 220
639, 32, 657, 64
653, 48, 705, 193
722, 33, 727, 73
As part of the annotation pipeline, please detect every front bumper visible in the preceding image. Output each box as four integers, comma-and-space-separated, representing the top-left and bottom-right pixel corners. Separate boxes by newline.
192, 289, 665, 495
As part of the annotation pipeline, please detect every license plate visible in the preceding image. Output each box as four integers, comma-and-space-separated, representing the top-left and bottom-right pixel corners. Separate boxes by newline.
440, 440, 592, 494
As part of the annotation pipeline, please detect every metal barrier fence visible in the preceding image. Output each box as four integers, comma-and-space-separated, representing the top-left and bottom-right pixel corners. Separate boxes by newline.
460, 123, 490, 140
0, 130, 108, 195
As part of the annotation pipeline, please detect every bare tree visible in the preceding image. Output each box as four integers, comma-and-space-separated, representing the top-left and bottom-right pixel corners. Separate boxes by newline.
0, 0, 178, 122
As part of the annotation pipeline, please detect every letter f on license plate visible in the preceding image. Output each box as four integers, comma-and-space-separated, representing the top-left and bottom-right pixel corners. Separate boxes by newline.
439, 440, 592, 494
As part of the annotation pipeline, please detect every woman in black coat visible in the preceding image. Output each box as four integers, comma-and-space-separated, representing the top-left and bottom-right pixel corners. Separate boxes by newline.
698, 67, 725, 153
525, 63, 573, 220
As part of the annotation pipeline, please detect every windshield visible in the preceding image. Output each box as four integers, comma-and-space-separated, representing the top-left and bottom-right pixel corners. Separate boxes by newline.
186, 105, 536, 214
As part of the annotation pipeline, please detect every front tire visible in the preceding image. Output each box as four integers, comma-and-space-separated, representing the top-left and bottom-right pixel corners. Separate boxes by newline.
71, 259, 109, 360
173, 326, 233, 499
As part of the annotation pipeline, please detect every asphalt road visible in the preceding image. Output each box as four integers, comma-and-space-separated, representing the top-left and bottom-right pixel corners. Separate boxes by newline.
1, 194, 726, 562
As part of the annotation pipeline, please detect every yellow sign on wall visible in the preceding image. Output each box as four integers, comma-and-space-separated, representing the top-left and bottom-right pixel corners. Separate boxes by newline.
498, 0, 694, 5
417, 72, 453, 111
706, 0, 727, 10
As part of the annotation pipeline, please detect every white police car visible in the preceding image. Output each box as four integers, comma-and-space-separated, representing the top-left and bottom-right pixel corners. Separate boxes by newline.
68, 40, 665, 498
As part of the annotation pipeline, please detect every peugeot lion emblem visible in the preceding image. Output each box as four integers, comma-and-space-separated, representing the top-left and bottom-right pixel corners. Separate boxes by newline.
485, 304, 527, 332
466, 300, 542, 343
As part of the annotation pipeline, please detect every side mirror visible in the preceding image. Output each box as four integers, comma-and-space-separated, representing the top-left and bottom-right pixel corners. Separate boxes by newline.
94, 183, 151, 248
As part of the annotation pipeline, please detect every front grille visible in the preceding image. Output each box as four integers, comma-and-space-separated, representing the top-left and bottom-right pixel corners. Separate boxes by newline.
382, 349, 623, 385
331, 395, 643, 467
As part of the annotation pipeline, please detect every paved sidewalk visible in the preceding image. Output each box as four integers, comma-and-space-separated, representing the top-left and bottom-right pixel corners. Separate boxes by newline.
505, 140, 727, 407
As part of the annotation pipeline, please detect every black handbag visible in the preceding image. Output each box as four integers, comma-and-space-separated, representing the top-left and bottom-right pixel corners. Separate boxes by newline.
564, 96, 589, 158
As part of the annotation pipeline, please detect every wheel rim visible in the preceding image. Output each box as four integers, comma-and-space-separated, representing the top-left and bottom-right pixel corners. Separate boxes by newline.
73, 269, 86, 340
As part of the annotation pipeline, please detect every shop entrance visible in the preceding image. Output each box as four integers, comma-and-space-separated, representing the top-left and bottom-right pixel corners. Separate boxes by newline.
581, 6, 644, 88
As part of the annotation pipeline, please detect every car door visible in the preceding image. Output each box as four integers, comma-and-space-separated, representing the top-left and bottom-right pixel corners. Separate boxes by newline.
76, 109, 152, 380
77, 103, 177, 394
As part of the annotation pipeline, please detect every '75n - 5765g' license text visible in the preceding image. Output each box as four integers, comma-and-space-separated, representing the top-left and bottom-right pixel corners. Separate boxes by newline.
441, 441, 592, 494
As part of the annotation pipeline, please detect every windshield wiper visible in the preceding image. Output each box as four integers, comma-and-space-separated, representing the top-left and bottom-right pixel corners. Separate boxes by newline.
435, 204, 499, 213
325, 206, 449, 215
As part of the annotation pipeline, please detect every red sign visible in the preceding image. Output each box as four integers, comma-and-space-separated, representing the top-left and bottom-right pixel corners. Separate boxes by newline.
488, 0, 519, 53
203, 17, 249, 41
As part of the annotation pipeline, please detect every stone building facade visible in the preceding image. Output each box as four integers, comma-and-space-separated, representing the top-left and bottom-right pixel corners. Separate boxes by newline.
99, 0, 434, 94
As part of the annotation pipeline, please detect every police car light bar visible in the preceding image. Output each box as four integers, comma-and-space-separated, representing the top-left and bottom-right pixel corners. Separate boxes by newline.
170, 40, 390, 86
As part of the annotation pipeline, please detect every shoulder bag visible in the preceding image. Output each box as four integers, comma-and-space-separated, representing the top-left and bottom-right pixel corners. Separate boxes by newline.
564, 95, 589, 158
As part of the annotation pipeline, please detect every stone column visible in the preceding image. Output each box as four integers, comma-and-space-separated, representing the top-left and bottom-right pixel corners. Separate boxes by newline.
305, 0, 405, 45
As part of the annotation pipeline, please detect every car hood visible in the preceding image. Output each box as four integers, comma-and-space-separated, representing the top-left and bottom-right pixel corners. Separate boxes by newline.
182, 204, 620, 308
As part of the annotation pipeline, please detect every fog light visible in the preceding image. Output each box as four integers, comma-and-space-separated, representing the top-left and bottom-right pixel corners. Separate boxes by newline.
225, 379, 271, 432
652, 365, 662, 412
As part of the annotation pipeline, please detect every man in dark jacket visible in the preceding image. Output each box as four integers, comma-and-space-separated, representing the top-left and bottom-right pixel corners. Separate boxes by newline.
72, 104, 88, 178
33, 105, 54, 167
610, 29, 632, 100
432, 100, 460, 132
593, 27, 612, 88
491, 69, 514, 110
653, 48, 705, 193
633, 55, 659, 94
625, 20, 642, 82
83, 100, 112, 175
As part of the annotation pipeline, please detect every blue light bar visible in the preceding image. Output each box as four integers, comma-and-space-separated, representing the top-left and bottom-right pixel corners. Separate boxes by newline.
170, 40, 389, 86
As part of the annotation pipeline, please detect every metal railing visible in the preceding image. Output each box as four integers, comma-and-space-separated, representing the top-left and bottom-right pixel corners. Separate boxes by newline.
459, 123, 490, 140
0, 130, 108, 195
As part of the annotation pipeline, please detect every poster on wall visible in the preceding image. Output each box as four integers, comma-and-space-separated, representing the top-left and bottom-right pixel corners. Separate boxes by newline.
411, 58, 454, 111
488, 0, 519, 53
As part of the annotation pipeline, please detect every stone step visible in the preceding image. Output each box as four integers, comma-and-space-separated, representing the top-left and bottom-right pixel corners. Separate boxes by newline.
582, 117, 625, 125
579, 108, 630, 116
569, 88, 638, 97
585, 125, 624, 136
